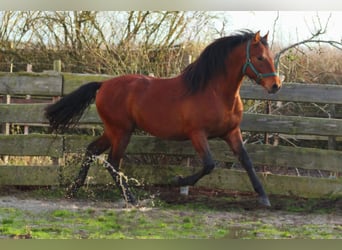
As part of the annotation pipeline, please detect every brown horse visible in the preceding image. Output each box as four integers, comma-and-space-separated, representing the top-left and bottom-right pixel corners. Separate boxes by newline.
45, 30, 281, 207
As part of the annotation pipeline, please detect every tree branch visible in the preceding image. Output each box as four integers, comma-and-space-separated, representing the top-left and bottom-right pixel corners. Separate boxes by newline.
274, 13, 341, 69
275, 39, 342, 68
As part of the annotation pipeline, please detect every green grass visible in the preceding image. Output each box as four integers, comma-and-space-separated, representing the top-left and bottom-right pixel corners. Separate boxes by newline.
1, 204, 341, 239
0, 206, 228, 239
0, 186, 340, 239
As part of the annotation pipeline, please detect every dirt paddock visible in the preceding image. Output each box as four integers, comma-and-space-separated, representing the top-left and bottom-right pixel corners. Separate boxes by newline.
0, 186, 341, 239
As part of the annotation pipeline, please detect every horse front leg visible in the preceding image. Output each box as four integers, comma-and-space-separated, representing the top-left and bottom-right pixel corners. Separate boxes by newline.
224, 129, 271, 207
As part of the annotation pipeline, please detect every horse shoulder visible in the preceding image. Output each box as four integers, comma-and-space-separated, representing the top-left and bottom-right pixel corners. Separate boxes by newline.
209, 94, 243, 136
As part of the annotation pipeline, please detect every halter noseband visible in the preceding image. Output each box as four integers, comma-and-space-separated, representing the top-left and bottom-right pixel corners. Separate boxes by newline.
242, 40, 278, 84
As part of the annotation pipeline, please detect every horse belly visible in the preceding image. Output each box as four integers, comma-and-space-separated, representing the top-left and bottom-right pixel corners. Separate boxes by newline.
134, 98, 242, 140
128, 93, 184, 140
133, 106, 187, 140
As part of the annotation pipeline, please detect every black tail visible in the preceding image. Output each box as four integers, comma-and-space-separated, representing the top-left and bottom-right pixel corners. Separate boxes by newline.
45, 82, 102, 133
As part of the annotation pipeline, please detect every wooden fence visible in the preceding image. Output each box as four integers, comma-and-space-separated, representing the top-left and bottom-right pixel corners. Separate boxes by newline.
1, 72, 342, 198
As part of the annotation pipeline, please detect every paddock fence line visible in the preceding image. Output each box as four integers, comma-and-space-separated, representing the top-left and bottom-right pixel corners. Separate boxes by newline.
0, 72, 342, 198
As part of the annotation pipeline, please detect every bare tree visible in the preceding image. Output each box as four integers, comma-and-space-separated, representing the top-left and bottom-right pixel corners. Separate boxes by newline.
0, 11, 36, 46
0, 11, 218, 74
274, 13, 342, 70
82, 11, 217, 75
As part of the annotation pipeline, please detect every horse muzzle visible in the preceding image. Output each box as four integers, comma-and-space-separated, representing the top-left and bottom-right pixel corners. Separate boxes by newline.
268, 82, 281, 94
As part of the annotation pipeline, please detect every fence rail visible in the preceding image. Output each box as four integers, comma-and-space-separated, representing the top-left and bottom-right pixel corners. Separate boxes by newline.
2, 72, 342, 103
1, 72, 342, 198
1, 104, 342, 137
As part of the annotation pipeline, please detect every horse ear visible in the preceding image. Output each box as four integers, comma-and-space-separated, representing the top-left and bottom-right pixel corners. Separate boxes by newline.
263, 31, 269, 41
253, 31, 261, 43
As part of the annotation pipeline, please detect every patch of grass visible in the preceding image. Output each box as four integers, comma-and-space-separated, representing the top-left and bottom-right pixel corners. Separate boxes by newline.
30, 187, 65, 199
1, 218, 14, 225
0, 187, 340, 239
0, 205, 341, 239
230, 222, 342, 239
52, 210, 74, 217
70, 207, 216, 238
251, 224, 288, 239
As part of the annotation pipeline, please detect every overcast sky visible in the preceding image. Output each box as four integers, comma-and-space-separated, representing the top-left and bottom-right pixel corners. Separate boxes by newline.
223, 11, 341, 46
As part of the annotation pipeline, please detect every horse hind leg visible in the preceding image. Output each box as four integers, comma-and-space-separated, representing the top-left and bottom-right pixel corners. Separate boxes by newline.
174, 132, 215, 186
66, 134, 110, 198
105, 132, 137, 206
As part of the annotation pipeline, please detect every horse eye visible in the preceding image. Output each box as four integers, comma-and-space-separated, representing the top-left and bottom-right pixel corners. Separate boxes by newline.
257, 56, 264, 61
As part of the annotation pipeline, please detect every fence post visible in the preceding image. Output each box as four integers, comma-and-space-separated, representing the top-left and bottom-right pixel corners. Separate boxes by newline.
53, 60, 62, 73
24, 64, 33, 135
2, 95, 11, 135
5, 60, 13, 135
328, 104, 337, 150
1, 95, 11, 163
0, 57, 15, 163
264, 100, 271, 144
52, 60, 62, 169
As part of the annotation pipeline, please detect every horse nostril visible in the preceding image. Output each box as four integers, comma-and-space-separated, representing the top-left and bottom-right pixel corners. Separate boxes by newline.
272, 83, 279, 90
269, 83, 280, 94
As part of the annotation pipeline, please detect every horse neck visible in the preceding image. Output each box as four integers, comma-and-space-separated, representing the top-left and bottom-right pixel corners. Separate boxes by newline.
223, 71, 244, 95
215, 48, 246, 100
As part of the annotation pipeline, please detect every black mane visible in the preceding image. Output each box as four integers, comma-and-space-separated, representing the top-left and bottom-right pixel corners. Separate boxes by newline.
181, 30, 267, 94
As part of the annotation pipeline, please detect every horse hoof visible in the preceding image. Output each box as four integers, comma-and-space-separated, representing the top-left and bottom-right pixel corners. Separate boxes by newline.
123, 201, 137, 208
65, 192, 75, 199
65, 193, 74, 199
123, 192, 138, 206
65, 186, 77, 199
259, 196, 271, 207
128, 197, 138, 206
